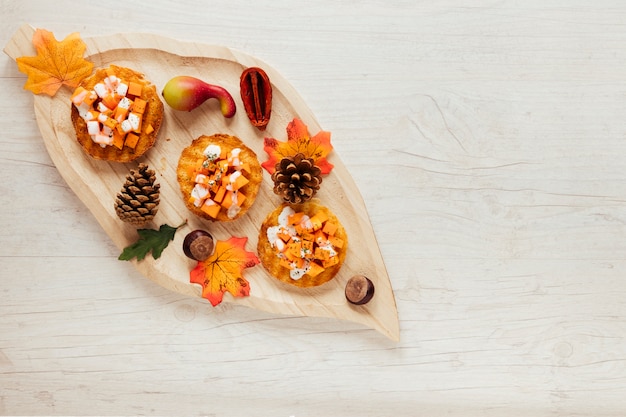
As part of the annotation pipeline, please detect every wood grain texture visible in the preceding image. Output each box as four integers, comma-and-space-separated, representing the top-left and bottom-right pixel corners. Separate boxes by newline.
2, 1, 626, 416
4, 24, 399, 341
5, 25, 400, 341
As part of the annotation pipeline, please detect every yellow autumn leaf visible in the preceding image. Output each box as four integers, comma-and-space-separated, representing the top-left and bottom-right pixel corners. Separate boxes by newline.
16, 29, 94, 96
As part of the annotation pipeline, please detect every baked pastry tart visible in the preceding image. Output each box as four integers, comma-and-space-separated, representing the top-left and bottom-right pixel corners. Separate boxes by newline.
258, 202, 348, 288
70, 65, 163, 162
177, 134, 262, 221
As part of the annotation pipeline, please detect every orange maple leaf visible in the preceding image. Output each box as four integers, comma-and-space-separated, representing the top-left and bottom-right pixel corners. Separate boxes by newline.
189, 236, 260, 306
262, 118, 334, 175
16, 29, 94, 96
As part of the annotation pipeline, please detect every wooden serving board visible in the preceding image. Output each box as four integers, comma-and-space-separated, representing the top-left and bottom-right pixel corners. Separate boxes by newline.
4, 24, 399, 341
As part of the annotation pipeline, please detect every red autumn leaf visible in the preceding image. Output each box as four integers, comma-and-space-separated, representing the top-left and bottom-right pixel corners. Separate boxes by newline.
189, 236, 260, 306
262, 118, 334, 175
16, 29, 94, 96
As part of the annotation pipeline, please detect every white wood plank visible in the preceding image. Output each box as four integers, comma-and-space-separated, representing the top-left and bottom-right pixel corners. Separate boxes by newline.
2, 1, 626, 415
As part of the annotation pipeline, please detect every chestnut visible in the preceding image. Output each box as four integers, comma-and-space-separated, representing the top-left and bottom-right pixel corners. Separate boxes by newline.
345, 275, 375, 305
182, 230, 215, 261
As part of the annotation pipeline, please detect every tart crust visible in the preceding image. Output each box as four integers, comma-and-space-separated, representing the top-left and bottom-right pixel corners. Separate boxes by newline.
177, 133, 262, 222
70, 65, 163, 162
258, 201, 348, 288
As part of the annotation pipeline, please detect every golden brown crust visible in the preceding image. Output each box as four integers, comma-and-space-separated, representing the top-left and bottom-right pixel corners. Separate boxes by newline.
258, 201, 348, 288
71, 65, 163, 162
177, 134, 263, 222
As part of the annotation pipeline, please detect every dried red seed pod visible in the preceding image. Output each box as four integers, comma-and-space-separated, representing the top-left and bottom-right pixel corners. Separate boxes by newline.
240, 67, 272, 130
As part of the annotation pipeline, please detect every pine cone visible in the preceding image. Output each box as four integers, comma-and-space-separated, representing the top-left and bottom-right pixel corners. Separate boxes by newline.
271, 153, 322, 204
115, 163, 160, 225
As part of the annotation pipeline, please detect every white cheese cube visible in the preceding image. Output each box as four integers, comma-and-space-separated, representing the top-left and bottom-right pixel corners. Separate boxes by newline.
128, 113, 141, 131
120, 120, 133, 133
87, 121, 100, 135
116, 83, 128, 97
97, 102, 110, 113
93, 83, 107, 98
118, 97, 132, 110
77, 102, 91, 119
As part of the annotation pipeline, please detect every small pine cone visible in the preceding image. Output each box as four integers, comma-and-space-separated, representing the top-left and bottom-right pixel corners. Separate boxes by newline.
271, 153, 322, 204
115, 163, 160, 226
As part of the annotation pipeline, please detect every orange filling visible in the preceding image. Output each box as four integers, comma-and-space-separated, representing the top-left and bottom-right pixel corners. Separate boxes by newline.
71, 74, 153, 150
267, 207, 343, 280
188, 146, 250, 219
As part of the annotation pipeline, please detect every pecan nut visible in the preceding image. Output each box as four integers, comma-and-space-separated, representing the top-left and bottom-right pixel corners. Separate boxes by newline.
240, 67, 272, 130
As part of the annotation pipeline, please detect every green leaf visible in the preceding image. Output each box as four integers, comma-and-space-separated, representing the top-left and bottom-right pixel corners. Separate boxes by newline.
118, 222, 186, 261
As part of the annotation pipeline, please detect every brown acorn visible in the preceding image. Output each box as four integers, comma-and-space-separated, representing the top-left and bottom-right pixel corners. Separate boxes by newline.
182, 230, 215, 261
345, 275, 375, 305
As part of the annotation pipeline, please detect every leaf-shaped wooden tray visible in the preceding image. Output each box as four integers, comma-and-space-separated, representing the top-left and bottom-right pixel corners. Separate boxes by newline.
4, 24, 399, 341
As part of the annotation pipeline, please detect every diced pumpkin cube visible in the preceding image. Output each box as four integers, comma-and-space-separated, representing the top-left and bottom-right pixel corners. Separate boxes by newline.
293, 257, 305, 269
132, 98, 147, 114
283, 248, 296, 261
145, 124, 154, 135
124, 132, 140, 149
114, 105, 129, 123
101, 94, 122, 110
314, 230, 328, 245
217, 160, 229, 172
112, 130, 125, 150
322, 256, 339, 268
235, 191, 247, 207
238, 162, 251, 173
84, 91, 98, 106
306, 262, 325, 278
201, 200, 221, 218
287, 241, 302, 258
127, 81, 143, 97
230, 173, 249, 191
288, 212, 305, 226
280, 258, 294, 270
221, 190, 246, 209
314, 247, 331, 261
213, 186, 226, 203
322, 221, 338, 236
328, 236, 344, 249
309, 216, 324, 231
114, 110, 129, 124
301, 240, 314, 256
311, 210, 329, 225
103, 117, 118, 130
277, 229, 292, 243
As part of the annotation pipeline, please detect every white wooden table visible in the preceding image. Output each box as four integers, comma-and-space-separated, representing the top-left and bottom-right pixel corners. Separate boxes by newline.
2, 2, 626, 415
